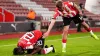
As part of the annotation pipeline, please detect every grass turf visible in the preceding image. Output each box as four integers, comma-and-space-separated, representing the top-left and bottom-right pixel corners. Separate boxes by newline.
0, 32, 100, 56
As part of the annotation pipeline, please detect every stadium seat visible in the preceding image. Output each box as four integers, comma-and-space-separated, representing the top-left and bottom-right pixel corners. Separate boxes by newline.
0, 0, 99, 21
0, 12, 4, 22
4, 9, 15, 22
0, 0, 29, 17
0, 7, 3, 12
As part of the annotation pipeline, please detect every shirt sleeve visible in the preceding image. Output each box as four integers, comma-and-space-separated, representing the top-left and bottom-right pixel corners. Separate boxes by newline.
52, 9, 59, 19
69, 2, 74, 6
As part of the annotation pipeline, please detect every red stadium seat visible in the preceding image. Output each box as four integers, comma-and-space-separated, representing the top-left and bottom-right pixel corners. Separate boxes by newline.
4, 9, 15, 22
0, 12, 4, 22
0, 7, 3, 12
0, 7, 4, 22
0, 0, 29, 17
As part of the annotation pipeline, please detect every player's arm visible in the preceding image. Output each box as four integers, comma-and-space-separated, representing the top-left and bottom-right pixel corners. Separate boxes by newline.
47, 10, 59, 33
43, 19, 56, 38
47, 19, 56, 33
43, 11, 58, 38
73, 3, 83, 15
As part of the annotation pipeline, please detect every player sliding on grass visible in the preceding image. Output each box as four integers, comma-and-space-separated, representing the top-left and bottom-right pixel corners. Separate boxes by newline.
43, 0, 99, 52
13, 30, 55, 55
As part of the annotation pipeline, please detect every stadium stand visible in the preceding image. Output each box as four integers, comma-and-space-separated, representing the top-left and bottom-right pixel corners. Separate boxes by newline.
0, 0, 100, 33
0, 0, 99, 21
0, 12, 4, 22
0, 7, 15, 22
0, 7, 4, 22
0, 7, 3, 12
4, 9, 15, 22
15, 0, 55, 20
0, 0, 28, 17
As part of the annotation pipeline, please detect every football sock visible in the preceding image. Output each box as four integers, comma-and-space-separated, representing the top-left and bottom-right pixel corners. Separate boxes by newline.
62, 39, 67, 52
90, 30, 94, 35
62, 39, 67, 48
84, 27, 96, 36
43, 47, 53, 54
85, 27, 91, 32
62, 43, 66, 49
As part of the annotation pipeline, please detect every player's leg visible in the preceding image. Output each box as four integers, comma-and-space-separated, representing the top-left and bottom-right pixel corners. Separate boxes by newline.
73, 14, 99, 40
62, 25, 69, 52
81, 21, 99, 40
62, 17, 71, 52
40, 45, 55, 54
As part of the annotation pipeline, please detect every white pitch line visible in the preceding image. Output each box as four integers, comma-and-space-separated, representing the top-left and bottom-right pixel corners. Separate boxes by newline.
46, 35, 100, 42
0, 35, 100, 47
0, 44, 16, 47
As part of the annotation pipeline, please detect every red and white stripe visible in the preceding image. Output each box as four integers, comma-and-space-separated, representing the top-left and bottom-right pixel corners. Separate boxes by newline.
53, 1, 78, 19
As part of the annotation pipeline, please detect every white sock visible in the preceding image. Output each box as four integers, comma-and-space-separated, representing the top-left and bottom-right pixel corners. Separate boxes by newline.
62, 43, 66, 48
43, 47, 53, 54
90, 30, 94, 35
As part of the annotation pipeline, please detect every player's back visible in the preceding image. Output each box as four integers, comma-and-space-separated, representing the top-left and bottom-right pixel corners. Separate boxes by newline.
18, 30, 43, 49
63, 1, 79, 14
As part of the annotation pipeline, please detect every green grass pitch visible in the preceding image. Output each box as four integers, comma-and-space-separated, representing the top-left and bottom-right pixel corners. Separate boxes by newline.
0, 32, 100, 56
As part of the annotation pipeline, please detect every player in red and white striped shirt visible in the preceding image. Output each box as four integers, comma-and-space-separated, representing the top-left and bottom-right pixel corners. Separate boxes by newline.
53, 1, 79, 19
13, 30, 55, 55
44, 0, 99, 52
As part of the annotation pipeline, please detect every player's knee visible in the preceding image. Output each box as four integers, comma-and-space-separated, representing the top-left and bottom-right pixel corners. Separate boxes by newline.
40, 49, 46, 54
63, 30, 68, 34
81, 20, 85, 24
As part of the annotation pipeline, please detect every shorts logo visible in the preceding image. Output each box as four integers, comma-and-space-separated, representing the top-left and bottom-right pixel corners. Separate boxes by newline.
79, 16, 83, 20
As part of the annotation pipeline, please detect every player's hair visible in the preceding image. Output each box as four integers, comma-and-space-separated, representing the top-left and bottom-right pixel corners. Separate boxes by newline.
56, 0, 63, 8
13, 46, 25, 55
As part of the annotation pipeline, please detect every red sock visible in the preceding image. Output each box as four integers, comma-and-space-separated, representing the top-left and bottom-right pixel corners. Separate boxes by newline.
62, 39, 67, 43
85, 27, 91, 32
41, 49, 46, 54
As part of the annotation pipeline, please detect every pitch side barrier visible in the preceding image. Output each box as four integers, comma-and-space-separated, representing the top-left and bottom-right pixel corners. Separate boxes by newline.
0, 20, 100, 33
0, 22, 32, 33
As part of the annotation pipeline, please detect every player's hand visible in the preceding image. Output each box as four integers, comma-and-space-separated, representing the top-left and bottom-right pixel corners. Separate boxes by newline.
43, 31, 50, 38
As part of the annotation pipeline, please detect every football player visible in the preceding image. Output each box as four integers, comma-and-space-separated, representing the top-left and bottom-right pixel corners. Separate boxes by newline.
13, 30, 55, 55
